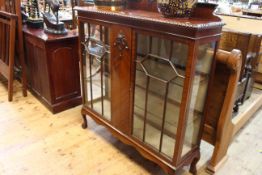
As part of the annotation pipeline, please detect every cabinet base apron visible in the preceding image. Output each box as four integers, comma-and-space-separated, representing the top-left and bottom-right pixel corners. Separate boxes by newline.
81, 107, 200, 175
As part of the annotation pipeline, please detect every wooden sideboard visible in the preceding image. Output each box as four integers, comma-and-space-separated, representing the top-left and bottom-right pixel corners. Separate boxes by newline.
23, 26, 82, 113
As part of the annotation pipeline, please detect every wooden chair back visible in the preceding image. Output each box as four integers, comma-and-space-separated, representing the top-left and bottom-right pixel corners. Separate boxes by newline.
0, 10, 17, 101
0, 0, 27, 98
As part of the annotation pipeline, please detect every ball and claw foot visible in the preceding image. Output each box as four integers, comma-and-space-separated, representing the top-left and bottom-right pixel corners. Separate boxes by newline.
82, 114, 88, 129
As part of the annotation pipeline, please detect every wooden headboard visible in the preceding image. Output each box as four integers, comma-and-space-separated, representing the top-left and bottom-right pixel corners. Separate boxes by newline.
203, 49, 242, 172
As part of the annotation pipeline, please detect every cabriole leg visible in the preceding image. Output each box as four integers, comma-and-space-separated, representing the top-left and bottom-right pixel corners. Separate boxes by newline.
82, 114, 88, 129
190, 153, 200, 175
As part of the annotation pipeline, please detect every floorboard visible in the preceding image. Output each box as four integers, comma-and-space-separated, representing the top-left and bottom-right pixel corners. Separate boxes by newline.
0, 78, 261, 175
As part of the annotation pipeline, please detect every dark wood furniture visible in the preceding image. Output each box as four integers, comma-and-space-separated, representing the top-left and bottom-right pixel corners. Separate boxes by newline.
242, 2, 262, 17
253, 37, 262, 83
0, 0, 27, 98
219, 30, 261, 112
76, 3, 223, 174
0, 11, 17, 101
247, 34, 262, 92
23, 26, 81, 113
71, 0, 81, 29
203, 49, 242, 172
242, 9, 262, 17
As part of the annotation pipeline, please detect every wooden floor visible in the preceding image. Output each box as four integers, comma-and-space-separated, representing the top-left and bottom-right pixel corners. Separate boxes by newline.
0, 79, 261, 175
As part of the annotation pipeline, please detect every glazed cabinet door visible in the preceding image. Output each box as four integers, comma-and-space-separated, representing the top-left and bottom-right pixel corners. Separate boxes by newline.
131, 32, 189, 159
80, 22, 132, 134
131, 31, 216, 164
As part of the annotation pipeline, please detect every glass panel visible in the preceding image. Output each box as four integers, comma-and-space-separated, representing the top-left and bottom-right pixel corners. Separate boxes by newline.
132, 33, 188, 159
144, 79, 165, 150
133, 64, 147, 139
182, 42, 215, 157
82, 23, 111, 121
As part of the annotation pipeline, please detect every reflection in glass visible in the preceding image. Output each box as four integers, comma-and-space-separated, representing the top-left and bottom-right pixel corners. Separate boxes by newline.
132, 33, 188, 158
182, 42, 215, 157
82, 23, 111, 121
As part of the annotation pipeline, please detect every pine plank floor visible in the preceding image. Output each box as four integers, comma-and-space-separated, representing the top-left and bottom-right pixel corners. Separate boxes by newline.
0, 78, 261, 175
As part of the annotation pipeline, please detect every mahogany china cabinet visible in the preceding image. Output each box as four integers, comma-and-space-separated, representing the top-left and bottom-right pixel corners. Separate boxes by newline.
76, 3, 224, 174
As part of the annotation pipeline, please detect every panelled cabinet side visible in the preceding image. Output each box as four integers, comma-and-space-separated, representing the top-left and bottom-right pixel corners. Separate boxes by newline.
23, 27, 82, 113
